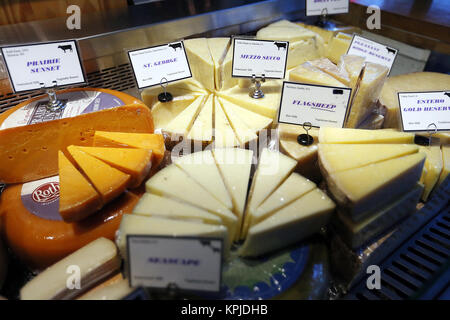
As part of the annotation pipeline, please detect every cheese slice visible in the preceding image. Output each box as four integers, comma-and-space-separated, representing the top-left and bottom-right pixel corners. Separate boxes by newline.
325, 153, 425, 219
309, 58, 350, 86
326, 36, 351, 64
116, 215, 230, 258
145, 164, 238, 240
151, 95, 198, 129
254, 173, 316, 226
220, 42, 238, 90
93, 131, 165, 169
207, 37, 231, 90
67, 146, 130, 203
164, 95, 205, 138
78, 273, 133, 300
240, 188, 335, 257
187, 94, 213, 143
319, 127, 414, 144
212, 148, 253, 235
58, 151, 102, 222
174, 150, 233, 210
438, 145, 450, 187
338, 54, 365, 89
214, 96, 240, 147
242, 148, 297, 239
319, 144, 420, 173
133, 193, 223, 225
20, 238, 120, 300
218, 98, 272, 132
184, 38, 215, 91
74, 146, 153, 188
418, 146, 443, 201
289, 62, 346, 87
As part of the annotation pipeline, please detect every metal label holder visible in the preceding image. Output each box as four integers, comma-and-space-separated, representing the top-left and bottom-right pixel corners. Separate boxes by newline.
250, 74, 266, 99
40, 80, 66, 112
297, 122, 314, 146
157, 77, 173, 103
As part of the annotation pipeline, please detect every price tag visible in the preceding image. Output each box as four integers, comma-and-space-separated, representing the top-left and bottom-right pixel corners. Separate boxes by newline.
1, 40, 85, 93
347, 35, 398, 73
398, 91, 450, 132
306, 0, 349, 16
232, 38, 289, 79
127, 235, 223, 293
278, 82, 352, 128
128, 41, 192, 89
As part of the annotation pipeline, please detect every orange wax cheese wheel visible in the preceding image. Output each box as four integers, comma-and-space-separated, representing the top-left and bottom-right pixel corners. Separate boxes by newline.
0, 104, 154, 184
67, 146, 131, 204
75, 146, 153, 188
0, 179, 140, 270
58, 151, 103, 222
93, 131, 165, 168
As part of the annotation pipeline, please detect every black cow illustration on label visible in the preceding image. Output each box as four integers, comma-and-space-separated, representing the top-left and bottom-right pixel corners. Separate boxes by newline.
169, 42, 182, 51
274, 42, 287, 50
445, 92, 450, 98
58, 45, 73, 53
386, 47, 396, 55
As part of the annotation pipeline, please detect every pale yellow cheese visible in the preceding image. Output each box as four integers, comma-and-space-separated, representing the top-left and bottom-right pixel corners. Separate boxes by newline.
184, 38, 215, 91
220, 42, 238, 91
186, 94, 213, 143
285, 38, 325, 69
214, 96, 240, 147
418, 146, 443, 201
326, 36, 351, 64
164, 95, 205, 137
338, 54, 365, 89
437, 145, 450, 187
256, 25, 317, 42
151, 95, 198, 129
296, 22, 335, 44
309, 58, 350, 86
207, 37, 231, 90
319, 127, 414, 144
218, 98, 272, 132
289, 62, 346, 87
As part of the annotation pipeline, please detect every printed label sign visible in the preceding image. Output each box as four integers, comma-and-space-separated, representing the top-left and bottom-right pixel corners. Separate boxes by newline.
127, 235, 223, 293
347, 35, 398, 72
306, 0, 349, 16
128, 41, 192, 89
232, 38, 289, 79
1, 40, 85, 93
398, 91, 450, 132
278, 82, 351, 128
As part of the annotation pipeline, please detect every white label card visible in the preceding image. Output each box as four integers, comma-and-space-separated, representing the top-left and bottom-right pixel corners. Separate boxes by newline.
398, 91, 450, 132
1, 40, 85, 93
278, 82, 352, 128
306, 0, 349, 16
127, 235, 223, 293
128, 41, 192, 89
347, 35, 398, 73
232, 38, 289, 79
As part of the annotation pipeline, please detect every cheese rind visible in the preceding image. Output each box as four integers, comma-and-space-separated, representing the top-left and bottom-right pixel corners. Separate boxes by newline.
319, 127, 414, 144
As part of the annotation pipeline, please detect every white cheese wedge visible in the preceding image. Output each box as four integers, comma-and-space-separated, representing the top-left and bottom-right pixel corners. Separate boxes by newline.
145, 164, 238, 240
133, 193, 223, 225
207, 37, 231, 90
219, 98, 272, 132
212, 148, 253, 238
220, 42, 238, 91
240, 188, 335, 257
418, 146, 443, 201
289, 62, 346, 87
164, 95, 205, 137
437, 145, 450, 187
325, 153, 425, 219
20, 238, 120, 300
319, 127, 415, 144
186, 94, 213, 143
151, 95, 199, 129
214, 96, 240, 147
241, 148, 297, 239
184, 38, 215, 91
319, 144, 420, 173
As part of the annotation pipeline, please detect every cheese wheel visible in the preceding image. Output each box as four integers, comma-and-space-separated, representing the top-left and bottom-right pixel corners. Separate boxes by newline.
0, 177, 140, 270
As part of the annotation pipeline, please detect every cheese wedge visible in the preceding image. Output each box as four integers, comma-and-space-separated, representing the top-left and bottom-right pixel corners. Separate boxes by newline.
438, 145, 450, 187
187, 94, 213, 143
184, 38, 215, 91
116, 215, 230, 258
214, 96, 240, 147
418, 146, 443, 201
326, 35, 351, 64
58, 151, 102, 222
133, 193, 223, 225
207, 38, 231, 90
240, 188, 335, 257
74, 146, 153, 188
285, 37, 325, 69
220, 42, 238, 90
67, 146, 131, 203
319, 144, 420, 173
296, 22, 335, 44
212, 148, 253, 234
145, 164, 238, 240
309, 58, 350, 86
164, 95, 205, 138
256, 25, 317, 42
93, 131, 165, 169
254, 173, 316, 226
218, 98, 272, 132
151, 95, 198, 129
319, 127, 415, 144
20, 238, 120, 300
242, 148, 297, 239
78, 273, 133, 300
324, 153, 425, 219
174, 150, 233, 210
289, 62, 346, 87
338, 54, 365, 89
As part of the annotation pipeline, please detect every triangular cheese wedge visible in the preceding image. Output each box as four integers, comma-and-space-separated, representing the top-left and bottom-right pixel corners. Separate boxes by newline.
289, 62, 346, 87
164, 95, 205, 137
319, 144, 419, 173
240, 188, 335, 257
174, 150, 233, 210
309, 58, 350, 86
319, 127, 414, 144
220, 42, 238, 90
219, 98, 272, 132
74, 146, 153, 188
214, 96, 240, 147
58, 151, 102, 222
145, 164, 238, 240
67, 146, 130, 203
187, 94, 213, 143
418, 146, 443, 201
133, 193, 223, 225
184, 38, 215, 91
241, 148, 297, 239
326, 36, 351, 64
151, 95, 198, 129
207, 37, 231, 90
339, 54, 365, 89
